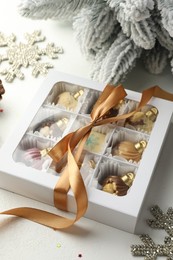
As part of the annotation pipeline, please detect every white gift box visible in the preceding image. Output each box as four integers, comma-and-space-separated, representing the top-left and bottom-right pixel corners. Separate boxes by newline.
0, 70, 173, 234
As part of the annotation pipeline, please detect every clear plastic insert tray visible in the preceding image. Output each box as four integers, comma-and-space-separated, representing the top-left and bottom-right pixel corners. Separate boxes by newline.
12, 81, 158, 196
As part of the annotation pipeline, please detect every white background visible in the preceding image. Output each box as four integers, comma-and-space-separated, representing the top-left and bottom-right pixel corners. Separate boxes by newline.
1, 1, 173, 259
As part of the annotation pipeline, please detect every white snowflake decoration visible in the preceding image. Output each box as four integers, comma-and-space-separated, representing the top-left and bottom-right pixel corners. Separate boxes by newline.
0, 30, 63, 82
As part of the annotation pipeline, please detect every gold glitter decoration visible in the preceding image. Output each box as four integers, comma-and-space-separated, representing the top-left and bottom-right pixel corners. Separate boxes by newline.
131, 205, 173, 259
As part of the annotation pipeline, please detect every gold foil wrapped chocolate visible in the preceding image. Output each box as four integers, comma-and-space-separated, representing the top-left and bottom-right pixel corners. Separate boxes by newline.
113, 140, 147, 162
101, 172, 135, 196
55, 89, 84, 111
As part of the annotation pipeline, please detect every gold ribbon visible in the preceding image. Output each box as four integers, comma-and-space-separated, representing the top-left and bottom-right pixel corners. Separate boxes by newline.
1, 84, 173, 230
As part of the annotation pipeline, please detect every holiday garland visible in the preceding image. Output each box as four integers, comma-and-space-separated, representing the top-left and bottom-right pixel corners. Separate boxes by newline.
18, 0, 173, 85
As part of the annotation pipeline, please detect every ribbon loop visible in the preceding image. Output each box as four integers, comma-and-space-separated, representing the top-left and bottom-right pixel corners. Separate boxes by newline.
91, 85, 127, 120
49, 85, 127, 165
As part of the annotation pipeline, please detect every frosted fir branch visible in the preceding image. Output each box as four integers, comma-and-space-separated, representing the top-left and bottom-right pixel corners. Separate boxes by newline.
90, 32, 117, 80
91, 31, 142, 84
117, 15, 156, 49
142, 41, 169, 74
157, 0, 173, 37
17, 0, 173, 85
106, 0, 121, 13
152, 8, 173, 51
106, 0, 154, 22
18, 0, 94, 20
106, 0, 156, 49
73, 1, 120, 58
91, 31, 127, 81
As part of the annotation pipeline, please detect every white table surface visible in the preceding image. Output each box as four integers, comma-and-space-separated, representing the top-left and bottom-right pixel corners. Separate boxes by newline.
1, 1, 173, 259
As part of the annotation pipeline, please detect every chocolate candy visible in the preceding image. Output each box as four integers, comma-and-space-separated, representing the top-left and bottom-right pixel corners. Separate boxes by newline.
34, 117, 68, 138
55, 90, 84, 111
113, 140, 147, 162
85, 131, 106, 153
102, 173, 135, 196
126, 107, 158, 132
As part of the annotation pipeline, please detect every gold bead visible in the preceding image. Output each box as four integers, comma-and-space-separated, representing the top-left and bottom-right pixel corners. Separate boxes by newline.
135, 140, 147, 153
145, 107, 158, 120
73, 89, 84, 99
121, 173, 135, 187
40, 148, 51, 157
56, 117, 68, 128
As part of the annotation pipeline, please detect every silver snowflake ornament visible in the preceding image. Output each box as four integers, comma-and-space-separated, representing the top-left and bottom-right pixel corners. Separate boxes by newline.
131, 234, 173, 260
147, 205, 173, 237
0, 30, 63, 82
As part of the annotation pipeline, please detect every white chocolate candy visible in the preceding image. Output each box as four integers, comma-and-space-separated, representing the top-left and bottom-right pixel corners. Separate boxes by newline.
24, 148, 42, 161
35, 117, 68, 138
85, 131, 106, 153
23, 147, 51, 170
56, 92, 78, 110
39, 126, 50, 137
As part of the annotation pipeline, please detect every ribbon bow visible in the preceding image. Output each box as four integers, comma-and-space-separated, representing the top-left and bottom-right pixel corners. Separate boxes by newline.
1, 84, 173, 230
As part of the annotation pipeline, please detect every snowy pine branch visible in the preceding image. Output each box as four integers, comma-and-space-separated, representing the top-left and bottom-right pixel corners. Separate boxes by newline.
106, 0, 154, 22
152, 8, 173, 51
157, 0, 173, 37
18, 0, 94, 20
18, 0, 173, 87
117, 16, 156, 49
142, 41, 169, 74
73, 1, 120, 57
91, 31, 142, 84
